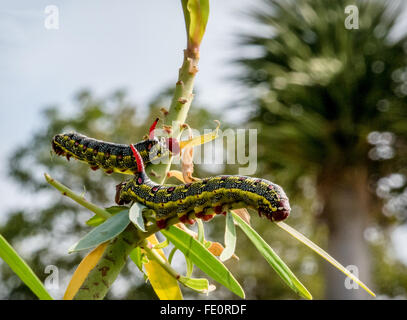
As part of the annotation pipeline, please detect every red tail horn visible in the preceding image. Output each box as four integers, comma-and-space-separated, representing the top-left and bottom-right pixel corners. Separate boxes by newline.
130, 144, 144, 173
149, 118, 159, 140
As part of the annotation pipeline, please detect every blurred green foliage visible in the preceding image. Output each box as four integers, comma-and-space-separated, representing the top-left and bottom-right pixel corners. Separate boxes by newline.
235, 0, 407, 298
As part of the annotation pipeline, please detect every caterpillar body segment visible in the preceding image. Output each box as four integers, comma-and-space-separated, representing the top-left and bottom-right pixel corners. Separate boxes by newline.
51, 133, 170, 175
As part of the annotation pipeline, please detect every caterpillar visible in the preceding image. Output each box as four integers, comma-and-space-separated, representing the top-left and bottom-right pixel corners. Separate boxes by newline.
51, 119, 291, 228
116, 144, 291, 229
51, 119, 178, 175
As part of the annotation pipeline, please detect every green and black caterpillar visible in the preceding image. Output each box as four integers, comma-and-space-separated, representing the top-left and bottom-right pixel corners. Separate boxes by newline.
51, 119, 291, 229
51, 119, 178, 175
117, 145, 291, 229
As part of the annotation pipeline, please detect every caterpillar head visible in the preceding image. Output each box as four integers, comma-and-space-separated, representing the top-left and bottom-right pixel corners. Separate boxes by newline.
259, 183, 291, 222
144, 118, 180, 164
273, 197, 291, 221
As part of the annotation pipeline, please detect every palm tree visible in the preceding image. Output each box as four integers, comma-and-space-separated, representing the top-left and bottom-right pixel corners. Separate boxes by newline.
237, 0, 407, 299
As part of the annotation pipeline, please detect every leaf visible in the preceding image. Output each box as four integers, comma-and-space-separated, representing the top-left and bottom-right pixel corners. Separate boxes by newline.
63, 242, 108, 300
129, 247, 144, 273
232, 212, 312, 300
69, 209, 130, 252
178, 276, 214, 294
105, 206, 129, 214
167, 170, 185, 183
186, 256, 194, 278
196, 219, 205, 244
129, 203, 146, 232
153, 238, 170, 249
275, 221, 376, 297
85, 206, 127, 227
86, 215, 105, 227
179, 120, 219, 151
161, 226, 245, 298
231, 208, 251, 225
0, 234, 53, 300
142, 235, 183, 300
168, 247, 178, 265
181, 0, 210, 49
220, 211, 237, 262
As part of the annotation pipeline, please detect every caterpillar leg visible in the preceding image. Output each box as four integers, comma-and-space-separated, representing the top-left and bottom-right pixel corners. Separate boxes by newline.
115, 182, 130, 205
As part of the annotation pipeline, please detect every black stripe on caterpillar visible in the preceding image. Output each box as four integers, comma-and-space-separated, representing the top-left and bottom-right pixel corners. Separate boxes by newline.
117, 145, 291, 229
51, 119, 179, 174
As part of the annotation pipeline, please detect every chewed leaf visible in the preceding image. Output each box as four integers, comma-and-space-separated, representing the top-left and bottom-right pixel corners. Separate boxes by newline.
69, 209, 130, 252
167, 170, 185, 183
275, 221, 376, 297
129, 203, 146, 232
64, 242, 108, 300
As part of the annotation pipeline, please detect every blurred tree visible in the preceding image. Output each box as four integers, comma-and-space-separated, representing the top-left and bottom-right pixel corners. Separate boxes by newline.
237, 0, 407, 299
0, 88, 214, 299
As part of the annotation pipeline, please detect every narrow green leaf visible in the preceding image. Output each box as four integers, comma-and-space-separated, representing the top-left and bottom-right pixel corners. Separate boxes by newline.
129, 247, 144, 273
0, 234, 53, 300
197, 219, 205, 243
86, 205, 128, 227
232, 212, 312, 300
106, 206, 129, 214
161, 226, 245, 299
275, 221, 376, 297
70, 209, 130, 252
85, 215, 105, 227
129, 203, 146, 232
153, 238, 170, 249
186, 257, 194, 278
168, 247, 178, 265
220, 211, 236, 262
179, 276, 211, 294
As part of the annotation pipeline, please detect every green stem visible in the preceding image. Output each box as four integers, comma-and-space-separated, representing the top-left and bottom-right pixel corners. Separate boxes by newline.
73, 225, 139, 300
44, 173, 111, 220
146, 49, 199, 184
141, 239, 181, 280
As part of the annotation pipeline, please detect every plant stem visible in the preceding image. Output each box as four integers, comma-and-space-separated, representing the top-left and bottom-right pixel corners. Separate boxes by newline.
141, 239, 181, 280
146, 49, 199, 184
73, 225, 138, 300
